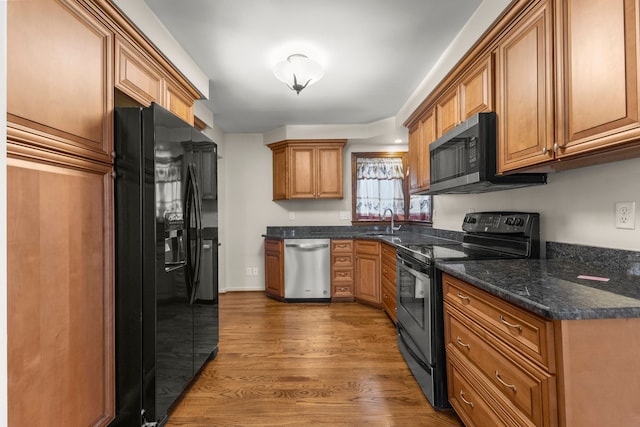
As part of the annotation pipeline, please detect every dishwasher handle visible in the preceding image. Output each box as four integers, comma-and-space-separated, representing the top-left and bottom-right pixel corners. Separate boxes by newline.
285, 243, 329, 250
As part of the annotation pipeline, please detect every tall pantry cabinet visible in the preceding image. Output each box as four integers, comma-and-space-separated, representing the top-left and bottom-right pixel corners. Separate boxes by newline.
7, 1, 115, 426
6, 0, 201, 426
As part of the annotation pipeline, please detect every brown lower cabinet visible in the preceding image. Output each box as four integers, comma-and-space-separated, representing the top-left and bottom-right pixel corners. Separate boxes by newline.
331, 240, 355, 301
443, 272, 640, 427
7, 147, 114, 426
354, 240, 381, 307
264, 239, 284, 300
380, 242, 397, 324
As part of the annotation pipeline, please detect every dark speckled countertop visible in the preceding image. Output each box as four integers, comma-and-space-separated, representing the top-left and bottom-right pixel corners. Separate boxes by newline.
263, 225, 462, 247
263, 225, 640, 321
437, 258, 640, 320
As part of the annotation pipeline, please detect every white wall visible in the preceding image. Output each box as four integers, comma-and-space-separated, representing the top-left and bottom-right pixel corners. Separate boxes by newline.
222, 134, 406, 291
433, 157, 640, 251
397, 0, 511, 125
1, 2, 8, 425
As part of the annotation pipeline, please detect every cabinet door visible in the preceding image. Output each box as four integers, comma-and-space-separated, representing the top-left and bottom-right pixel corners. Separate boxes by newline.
115, 36, 163, 107
460, 55, 493, 120
271, 146, 288, 200
408, 123, 422, 193
419, 109, 435, 189
556, 0, 640, 156
7, 0, 113, 163
7, 147, 114, 426
264, 240, 284, 298
164, 77, 195, 125
289, 146, 316, 198
436, 86, 460, 138
194, 145, 216, 200
496, 0, 554, 173
354, 241, 381, 306
316, 145, 344, 198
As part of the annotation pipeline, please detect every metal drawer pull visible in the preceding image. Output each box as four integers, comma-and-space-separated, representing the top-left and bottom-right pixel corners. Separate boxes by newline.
456, 336, 471, 350
456, 292, 471, 303
459, 391, 474, 408
499, 315, 522, 332
495, 370, 517, 392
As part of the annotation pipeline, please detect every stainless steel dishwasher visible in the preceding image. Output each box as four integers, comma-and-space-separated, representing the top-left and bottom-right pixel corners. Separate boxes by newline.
284, 239, 331, 301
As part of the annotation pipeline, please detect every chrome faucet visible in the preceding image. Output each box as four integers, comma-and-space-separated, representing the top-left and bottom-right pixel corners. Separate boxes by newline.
382, 208, 400, 234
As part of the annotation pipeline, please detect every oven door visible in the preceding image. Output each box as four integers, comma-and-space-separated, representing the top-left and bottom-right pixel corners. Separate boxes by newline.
396, 254, 432, 364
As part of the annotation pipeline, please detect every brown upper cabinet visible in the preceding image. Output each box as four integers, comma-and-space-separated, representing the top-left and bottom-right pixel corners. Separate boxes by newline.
460, 55, 494, 121
435, 85, 460, 138
554, 0, 640, 158
408, 108, 435, 194
7, 0, 114, 164
115, 35, 197, 125
408, 55, 492, 194
498, 0, 640, 173
164, 76, 196, 125
406, 0, 640, 179
496, 0, 554, 172
436, 54, 494, 139
267, 139, 347, 200
115, 35, 164, 108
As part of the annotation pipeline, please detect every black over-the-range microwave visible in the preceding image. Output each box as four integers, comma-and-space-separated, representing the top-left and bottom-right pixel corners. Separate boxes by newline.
428, 112, 547, 194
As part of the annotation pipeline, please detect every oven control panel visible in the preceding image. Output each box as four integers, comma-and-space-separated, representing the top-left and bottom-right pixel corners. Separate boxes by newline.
462, 212, 538, 234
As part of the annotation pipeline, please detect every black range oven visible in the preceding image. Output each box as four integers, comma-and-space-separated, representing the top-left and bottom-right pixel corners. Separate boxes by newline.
396, 212, 540, 410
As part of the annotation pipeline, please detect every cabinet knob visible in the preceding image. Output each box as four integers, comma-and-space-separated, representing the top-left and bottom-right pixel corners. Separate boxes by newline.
553, 142, 559, 152
541, 146, 548, 155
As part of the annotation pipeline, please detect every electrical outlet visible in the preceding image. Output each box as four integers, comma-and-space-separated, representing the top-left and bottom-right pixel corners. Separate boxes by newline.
615, 201, 636, 229
252, 267, 258, 276
246, 267, 252, 276
289, 212, 295, 220
339, 211, 351, 220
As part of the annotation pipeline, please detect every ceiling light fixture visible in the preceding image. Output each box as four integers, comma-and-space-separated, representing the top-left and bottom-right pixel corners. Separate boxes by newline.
273, 54, 324, 95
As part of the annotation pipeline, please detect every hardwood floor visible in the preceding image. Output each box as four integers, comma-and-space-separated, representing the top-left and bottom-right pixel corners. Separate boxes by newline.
166, 292, 462, 426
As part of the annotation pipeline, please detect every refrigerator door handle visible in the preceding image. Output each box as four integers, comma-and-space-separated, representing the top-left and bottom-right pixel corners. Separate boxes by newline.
188, 163, 203, 304
184, 165, 197, 301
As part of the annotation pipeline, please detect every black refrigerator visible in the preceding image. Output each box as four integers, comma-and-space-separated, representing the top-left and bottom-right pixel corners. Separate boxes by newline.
111, 103, 219, 426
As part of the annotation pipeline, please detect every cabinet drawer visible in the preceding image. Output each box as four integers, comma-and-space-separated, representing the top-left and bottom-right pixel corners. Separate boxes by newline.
443, 273, 554, 371
332, 268, 353, 283
447, 356, 510, 427
332, 285, 353, 299
332, 253, 353, 267
446, 304, 554, 426
355, 240, 380, 255
265, 239, 282, 254
381, 243, 396, 263
331, 240, 353, 253
381, 261, 396, 283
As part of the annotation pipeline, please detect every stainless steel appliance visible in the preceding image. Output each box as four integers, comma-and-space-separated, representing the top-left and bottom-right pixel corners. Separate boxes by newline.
284, 239, 331, 301
112, 103, 219, 426
429, 112, 547, 194
396, 212, 540, 409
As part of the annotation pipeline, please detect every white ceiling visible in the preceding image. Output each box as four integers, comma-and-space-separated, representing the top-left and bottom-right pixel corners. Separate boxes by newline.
144, 0, 483, 134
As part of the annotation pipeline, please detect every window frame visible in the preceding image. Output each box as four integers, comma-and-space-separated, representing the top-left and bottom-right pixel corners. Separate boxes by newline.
351, 151, 432, 225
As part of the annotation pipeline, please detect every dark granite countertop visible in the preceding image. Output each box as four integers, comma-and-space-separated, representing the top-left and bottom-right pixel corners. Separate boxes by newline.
436, 258, 640, 320
262, 226, 461, 248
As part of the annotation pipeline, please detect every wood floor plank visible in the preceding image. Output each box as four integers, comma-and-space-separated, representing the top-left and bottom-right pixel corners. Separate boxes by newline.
166, 292, 462, 427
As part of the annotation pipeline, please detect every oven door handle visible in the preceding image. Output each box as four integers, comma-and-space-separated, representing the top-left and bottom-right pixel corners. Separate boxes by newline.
398, 326, 433, 372
397, 258, 430, 278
